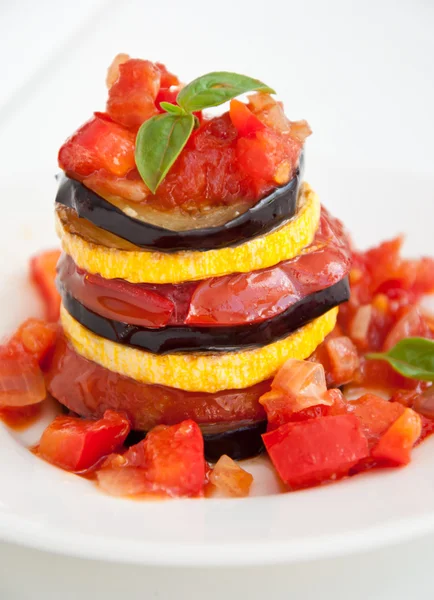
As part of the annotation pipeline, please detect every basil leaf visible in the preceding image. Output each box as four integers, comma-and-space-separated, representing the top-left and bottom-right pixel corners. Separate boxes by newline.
135, 113, 194, 194
177, 71, 275, 113
160, 102, 184, 115
367, 337, 434, 381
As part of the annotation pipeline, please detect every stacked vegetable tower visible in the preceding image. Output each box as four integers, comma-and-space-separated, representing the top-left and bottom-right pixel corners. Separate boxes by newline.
50, 55, 352, 459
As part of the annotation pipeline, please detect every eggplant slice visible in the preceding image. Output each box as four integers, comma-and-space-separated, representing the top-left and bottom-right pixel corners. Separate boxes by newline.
60, 276, 349, 355
125, 420, 267, 462
55, 155, 303, 252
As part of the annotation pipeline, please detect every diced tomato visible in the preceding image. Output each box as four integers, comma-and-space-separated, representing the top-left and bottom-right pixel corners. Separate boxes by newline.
263, 415, 369, 489
58, 115, 136, 178
155, 86, 179, 111
98, 420, 206, 497
0, 343, 45, 407
349, 394, 405, 447
324, 336, 359, 386
259, 360, 333, 430
39, 410, 130, 472
209, 454, 253, 497
383, 307, 432, 351
12, 318, 57, 365
372, 408, 422, 466
106, 59, 160, 129
156, 63, 179, 88
229, 99, 266, 137
29, 250, 61, 322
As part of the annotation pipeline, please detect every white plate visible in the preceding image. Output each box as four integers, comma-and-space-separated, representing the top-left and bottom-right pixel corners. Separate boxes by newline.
0, 167, 433, 566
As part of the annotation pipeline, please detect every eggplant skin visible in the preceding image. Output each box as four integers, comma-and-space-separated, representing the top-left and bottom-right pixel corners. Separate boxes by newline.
55, 156, 303, 253
125, 421, 267, 462
60, 276, 349, 355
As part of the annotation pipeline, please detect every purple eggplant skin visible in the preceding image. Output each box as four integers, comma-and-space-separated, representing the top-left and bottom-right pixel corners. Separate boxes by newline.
55, 154, 303, 253
59, 276, 349, 355
125, 421, 267, 462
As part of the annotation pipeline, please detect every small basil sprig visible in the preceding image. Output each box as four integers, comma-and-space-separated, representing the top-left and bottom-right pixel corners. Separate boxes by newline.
135, 71, 275, 193
366, 337, 434, 381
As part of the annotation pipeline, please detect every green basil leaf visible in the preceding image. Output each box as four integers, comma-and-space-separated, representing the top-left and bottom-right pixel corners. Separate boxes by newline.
135, 113, 195, 194
159, 102, 184, 115
177, 71, 275, 113
366, 337, 434, 381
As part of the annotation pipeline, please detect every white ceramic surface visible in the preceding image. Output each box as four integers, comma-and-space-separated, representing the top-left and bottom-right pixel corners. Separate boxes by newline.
0, 0, 434, 577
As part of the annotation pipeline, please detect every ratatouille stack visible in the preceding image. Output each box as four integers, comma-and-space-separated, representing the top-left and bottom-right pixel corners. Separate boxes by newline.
50, 55, 352, 460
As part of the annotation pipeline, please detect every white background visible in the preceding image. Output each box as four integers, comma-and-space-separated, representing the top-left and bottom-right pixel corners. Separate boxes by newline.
0, 0, 433, 597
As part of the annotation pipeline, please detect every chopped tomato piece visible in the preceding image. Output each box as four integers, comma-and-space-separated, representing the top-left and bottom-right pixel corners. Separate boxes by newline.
272, 359, 328, 408
12, 318, 57, 365
29, 250, 61, 322
383, 307, 432, 351
99, 420, 206, 497
324, 336, 359, 386
229, 99, 265, 137
156, 63, 179, 88
58, 115, 136, 178
263, 415, 369, 489
106, 59, 160, 129
0, 344, 45, 407
259, 359, 333, 429
39, 410, 130, 472
209, 454, 253, 497
372, 408, 422, 466
349, 394, 405, 447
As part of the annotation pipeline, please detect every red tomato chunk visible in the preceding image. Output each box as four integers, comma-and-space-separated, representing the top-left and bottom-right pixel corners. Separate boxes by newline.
97, 420, 206, 497
372, 408, 422, 466
0, 344, 45, 408
39, 410, 130, 472
263, 415, 369, 489
30, 250, 61, 322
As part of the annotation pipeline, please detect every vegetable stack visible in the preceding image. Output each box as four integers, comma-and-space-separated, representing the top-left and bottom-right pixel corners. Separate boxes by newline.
51, 55, 352, 459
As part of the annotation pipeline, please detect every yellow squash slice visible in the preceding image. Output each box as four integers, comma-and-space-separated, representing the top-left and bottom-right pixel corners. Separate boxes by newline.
61, 305, 338, 393
55, 182, 320, 284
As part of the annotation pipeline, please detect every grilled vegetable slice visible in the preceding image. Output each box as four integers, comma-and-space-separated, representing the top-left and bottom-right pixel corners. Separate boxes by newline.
56, 155, 302, 251
60, 306, 338, 392
55, 182, 320, 284
59, 277, 349, 354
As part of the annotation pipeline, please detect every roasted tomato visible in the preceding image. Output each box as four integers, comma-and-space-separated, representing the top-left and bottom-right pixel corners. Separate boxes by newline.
106, 59, 160, 129
59, 207, 350, 329
39, 410, 130, 472
0, 343, 46, 408
12, 319, 57, 366
97, 420, 206, 497
45, 335, 267, 430
30, 250, 61, 322
58, 115, 136, 178
371, 408, 422, 466
263, 415, 369, 489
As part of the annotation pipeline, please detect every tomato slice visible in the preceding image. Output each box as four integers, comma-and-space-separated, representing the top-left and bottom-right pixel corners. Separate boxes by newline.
45, 335, 267, 430
59, 208, 351, 328
30, 250, 61, 322
58, 254, 176, 328
0, 344, 45, 407
39, 409, 130, 472
186, 209, 351, 325
58, 115, 136, 178
97, 420, 206, 497
263, 415, 369, 489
